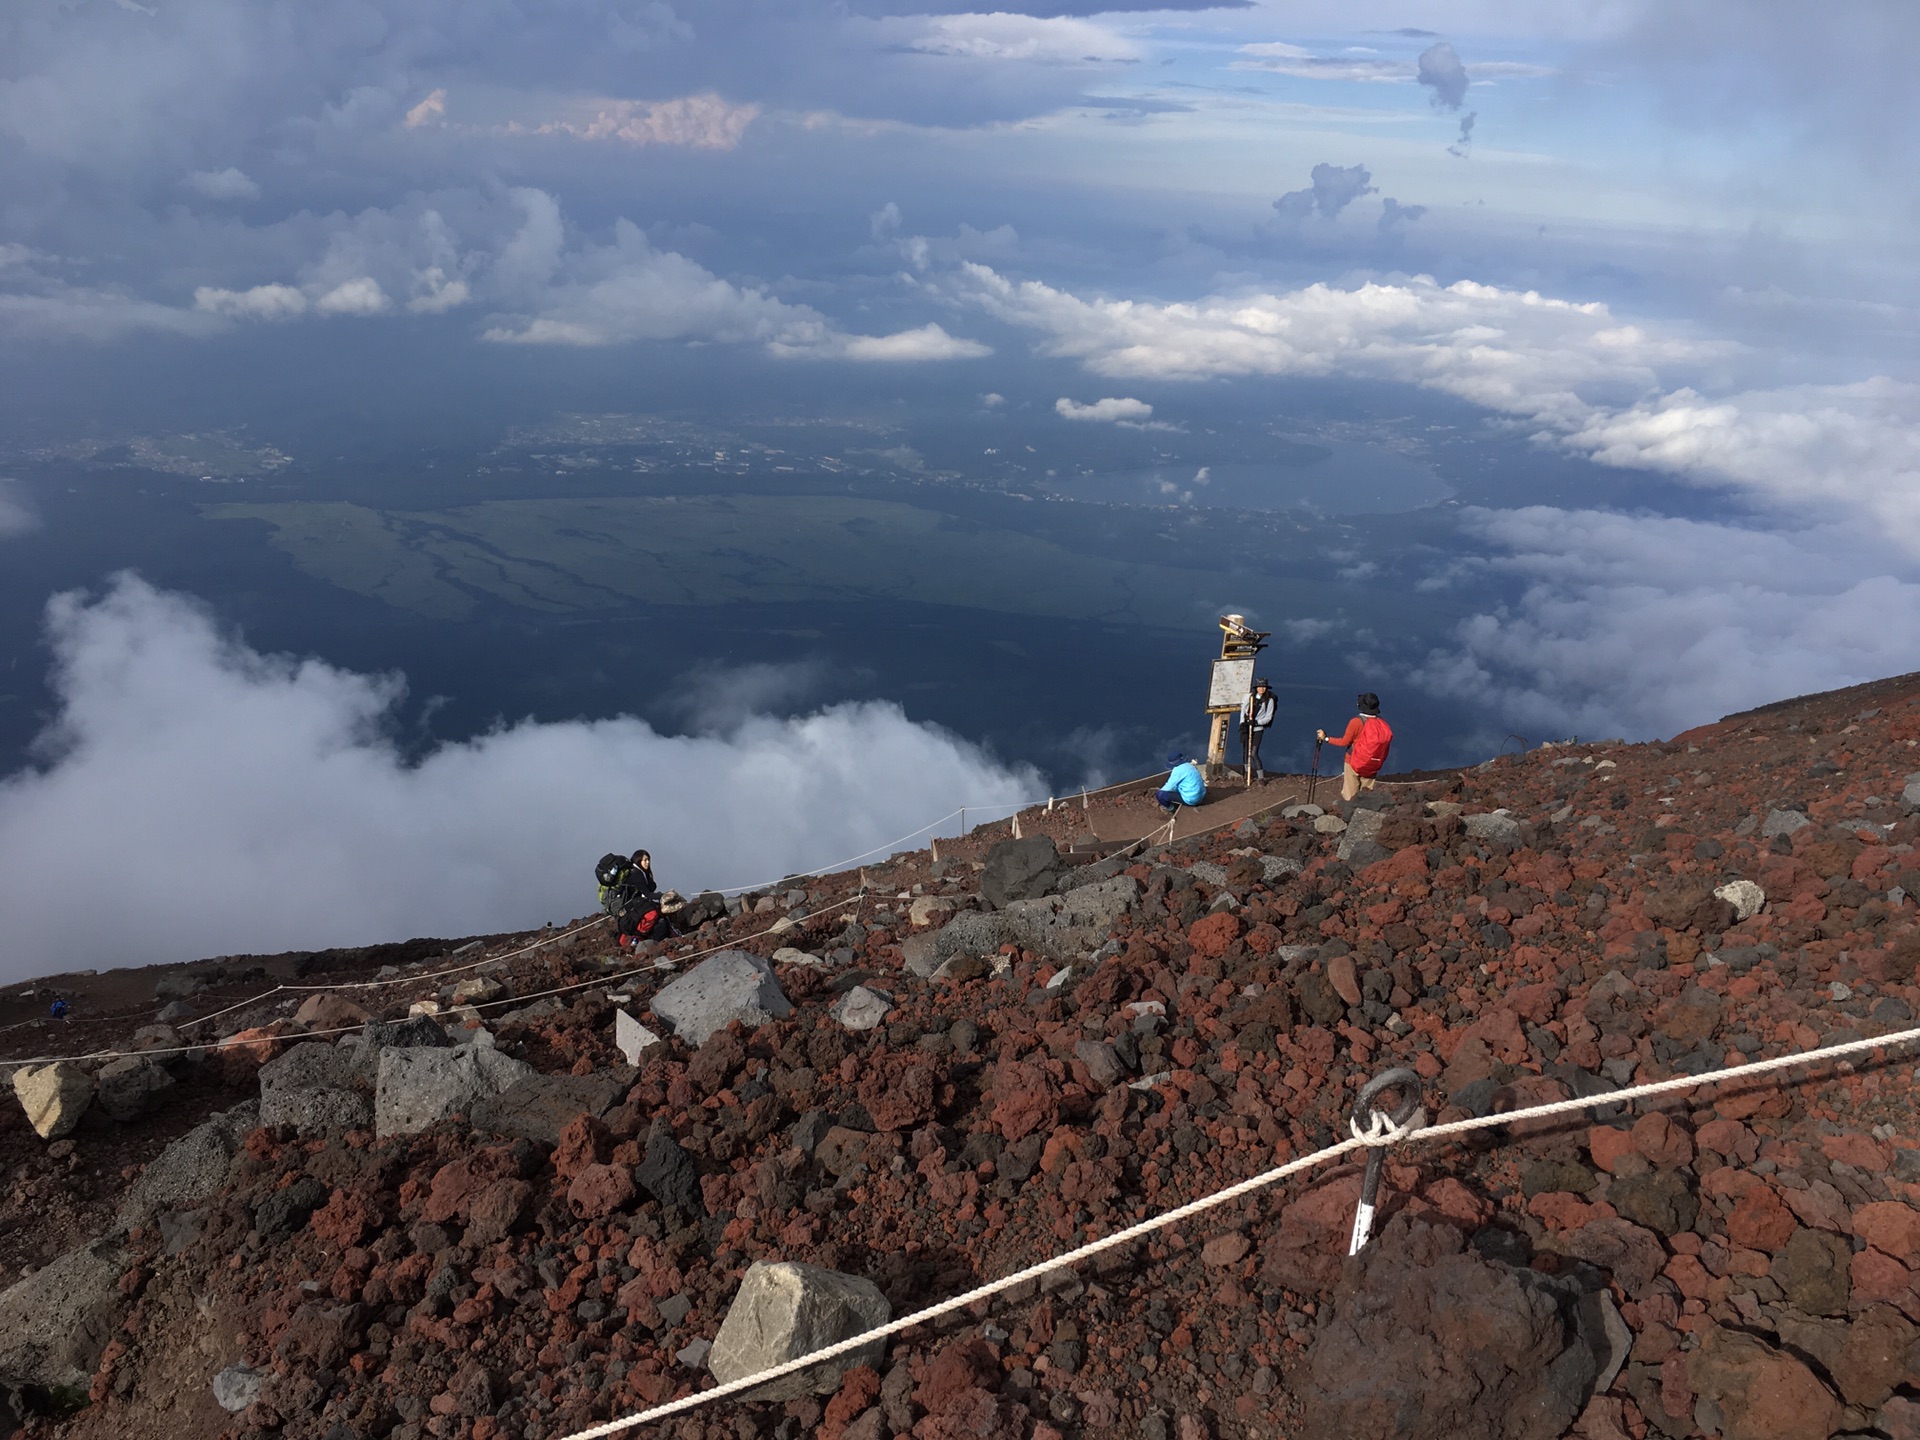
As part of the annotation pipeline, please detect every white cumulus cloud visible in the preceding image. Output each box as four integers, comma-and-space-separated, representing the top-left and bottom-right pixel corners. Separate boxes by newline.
961, 264, 1920, 554
314, 276, 391, 316
1056, 396, 1153, 422
1410, 507, 1920, 744
0, 576, 1041, 977
193, 282, 308, 321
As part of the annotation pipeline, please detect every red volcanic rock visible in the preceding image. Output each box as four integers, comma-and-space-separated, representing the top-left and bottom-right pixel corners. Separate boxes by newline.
1187, 912, 1241, 960
1588, 1126, 1637, 1176
857, 1056, 940, 1133
553, 1114, 610, 1182
989, 1059, 1059, 1143
1630, 1112, 1694, 1170
1854, 1202, 1920, 1267
1201, 1232, 1250, 1269
310, 1187, 383, 1250
423, 1148, 523, 1225
1725, 1184, 1796, 1253
1326, 952, 1361, 1007
464, 1179, 535, 1246
567, 1162, 636, 1220
1686, 1324, 1841, 1440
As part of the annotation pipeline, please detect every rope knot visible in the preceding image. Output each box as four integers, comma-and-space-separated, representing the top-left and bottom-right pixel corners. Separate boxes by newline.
1350, 1106, 1426, 1147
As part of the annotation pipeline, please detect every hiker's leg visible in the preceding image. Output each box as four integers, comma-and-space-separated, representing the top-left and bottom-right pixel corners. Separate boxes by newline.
1342, 762, 1360, 802
1249, 726, 1265, 779
1154, 787, 1180, 813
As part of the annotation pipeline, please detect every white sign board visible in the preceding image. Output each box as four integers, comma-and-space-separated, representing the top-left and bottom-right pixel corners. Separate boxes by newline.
1207, 657, 1256, 710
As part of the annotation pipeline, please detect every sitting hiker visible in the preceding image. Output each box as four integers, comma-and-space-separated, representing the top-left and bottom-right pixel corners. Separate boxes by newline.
1317, 692, 1394, 803
1155, 751, 1206, 814
595, 850, 678, 944
628, 849, 661, 897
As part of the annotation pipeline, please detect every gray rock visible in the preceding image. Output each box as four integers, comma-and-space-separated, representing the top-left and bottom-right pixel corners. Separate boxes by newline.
12, 1061, 94, 1139
1074, 1040, 1127, 1089
1903, 774, 1920, 812
1463, 812, 1525, 847
708, 1260, 891, 1400
1337, 810, 1390, 864
155, 1000, 196, 1024
95, 1055, 174, 1123
0, 1237, 128, 1391
154, 972, 207, 1002
649, 951, 793, 1046
636, 1119, 704, 1216
467, 1070, 632, 1145
999, 876, 1141, 961
980, 836, 1064, 909
1261, 856, 1304, 883
1762, 807, 1811, 839
1283, 804, 1324, 819
374, 1042, 534, 1138
253, 1175, 327, 1240
1313, 814, 1347, 834
1185, 861, 1229, 886
362, 1014, 452, 1050
259, 1040, 377, 1134
212, 1363, 264, 1413
615, 1009, 664, 1066
830, 986, 894, 1032
158, 1209, 204, 1256
118, 1103, 257, 1228
903, 910, 1012, 978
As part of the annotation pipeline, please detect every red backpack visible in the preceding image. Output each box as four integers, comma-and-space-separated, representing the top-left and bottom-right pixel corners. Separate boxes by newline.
1350, 715, 1393, 777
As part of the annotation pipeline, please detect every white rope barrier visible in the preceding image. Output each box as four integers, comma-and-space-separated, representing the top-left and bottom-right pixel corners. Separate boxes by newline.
552, 1019, 1920, 1440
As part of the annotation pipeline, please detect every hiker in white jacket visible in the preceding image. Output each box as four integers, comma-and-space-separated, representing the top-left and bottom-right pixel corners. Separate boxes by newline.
1239, 677, 1277, 783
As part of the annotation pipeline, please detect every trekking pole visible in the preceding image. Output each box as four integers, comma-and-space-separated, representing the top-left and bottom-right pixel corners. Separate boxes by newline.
1306, 737, 1323, 808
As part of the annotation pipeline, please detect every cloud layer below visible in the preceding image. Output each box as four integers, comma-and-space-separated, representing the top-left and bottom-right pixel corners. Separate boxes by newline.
0, 576, 1038, 978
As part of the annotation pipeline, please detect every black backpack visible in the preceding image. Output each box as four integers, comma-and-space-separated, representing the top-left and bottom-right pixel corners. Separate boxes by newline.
595, 853, 630, 890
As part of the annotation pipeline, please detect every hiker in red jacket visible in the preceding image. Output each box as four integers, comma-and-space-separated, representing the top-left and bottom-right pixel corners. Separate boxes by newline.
1318, 692, 1393, 803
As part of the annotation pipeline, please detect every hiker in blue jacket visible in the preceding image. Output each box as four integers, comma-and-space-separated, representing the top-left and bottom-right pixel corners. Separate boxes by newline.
1154, 751, 1206, 814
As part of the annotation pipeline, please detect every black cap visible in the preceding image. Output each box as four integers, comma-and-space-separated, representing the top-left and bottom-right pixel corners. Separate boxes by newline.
1357, 692, 1380, 715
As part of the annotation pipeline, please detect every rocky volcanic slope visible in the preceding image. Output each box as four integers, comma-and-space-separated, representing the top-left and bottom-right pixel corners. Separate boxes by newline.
3, 673, 1920, 1440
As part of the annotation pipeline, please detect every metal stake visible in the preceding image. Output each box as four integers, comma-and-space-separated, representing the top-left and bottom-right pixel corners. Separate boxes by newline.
1347, 1067, 1422, 1256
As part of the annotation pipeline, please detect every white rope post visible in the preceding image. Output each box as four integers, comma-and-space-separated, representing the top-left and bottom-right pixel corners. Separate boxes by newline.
930, 838, 940, 865
1012, 814, 1023, 839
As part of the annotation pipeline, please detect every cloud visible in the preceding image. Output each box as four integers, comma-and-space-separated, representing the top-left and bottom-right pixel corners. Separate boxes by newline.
1272, 162, 1377, 222
871, 201, 903, 240
1447, 110, 1477, 157
524, 92, 759, 150
314, 276, 391, 316
959, 264, 1920, 552
184, 167, 260, 200
194, 283, 309, 321
0, 576, 1041, 975
888, 13, 1139, 64
485, 192, 987, 360
833, 323, 990, 362
1415, 40, 1469, 109
0, 482, 37, 540
1055, 396, 1153, 422
1378, 197, 1426, 233
1411, 507, 1920, 743
405, 266, 470, 314
404, 89, 447, 129
1233, 43, 1407, 84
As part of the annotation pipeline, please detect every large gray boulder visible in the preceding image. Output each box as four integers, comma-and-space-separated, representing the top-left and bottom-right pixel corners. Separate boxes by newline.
0, 1237, 128, 1392
1902, 773, 1920, 812
1337, 809, 1390, 866
258, 1040, 376, 1134
374, 1043, 533, 1138
117, 1102, 258, 1229
903, 876, 1141, 978
94, 1055, 175, 1123
650, 951, 793, 1046
980, 836, 1064, 910
1002, 875, 1141, 960
708, 1261, 891, 1400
